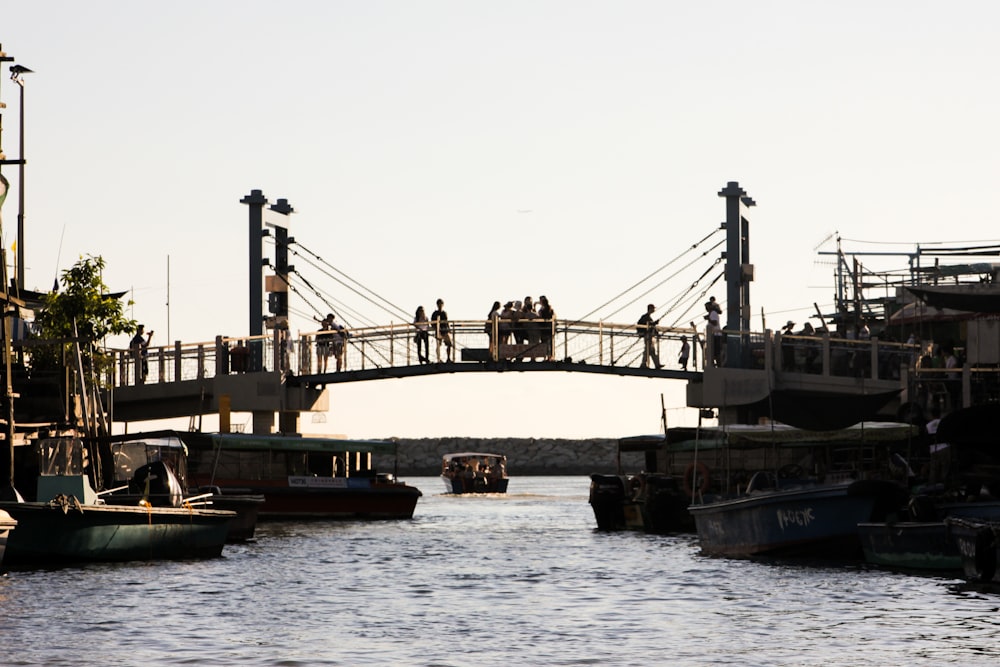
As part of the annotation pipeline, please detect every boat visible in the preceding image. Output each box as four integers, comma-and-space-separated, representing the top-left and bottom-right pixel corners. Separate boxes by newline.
99, 430, 264, 541
686, 422, 912, 559
945, 516, 1000, 583
857, 404, 1000, 572
441, 452, 509, 494
589, 434, 694, 533
181, 432, 422, 519
0, 435, 235, 568
0, 509, 15, 570
858, 521, 963, 572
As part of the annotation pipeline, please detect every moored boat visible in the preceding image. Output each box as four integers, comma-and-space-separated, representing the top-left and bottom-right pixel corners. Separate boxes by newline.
441, 452, 508, 494
99, 431, 263, 542
0, 498, 234, 567
945, 516, 1000, 583
686, 422, 912, 559
692, 478, 905, 559
1, 435, 234, 568
858, 521, 963, 572
588, 434, 694, 534
0, 509, 15, 569
182, 432, 422, 519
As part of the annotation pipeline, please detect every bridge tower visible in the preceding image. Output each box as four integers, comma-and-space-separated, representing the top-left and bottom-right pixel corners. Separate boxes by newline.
718, 181, 755, 366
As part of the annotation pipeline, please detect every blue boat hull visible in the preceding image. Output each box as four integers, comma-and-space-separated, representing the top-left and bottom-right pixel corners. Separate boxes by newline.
689, 481, 901, 559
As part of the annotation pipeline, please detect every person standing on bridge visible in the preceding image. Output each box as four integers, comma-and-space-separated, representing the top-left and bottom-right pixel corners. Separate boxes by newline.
678, 335, 690, 371
314, 314, 335, 373
638, 304, 662, 370
414, 306, 430, 364
330, 315, 349, 372
537, 295, 555, 360
486, 301, 501, 354
432, 298, 453, 362
131, 324, 154, 384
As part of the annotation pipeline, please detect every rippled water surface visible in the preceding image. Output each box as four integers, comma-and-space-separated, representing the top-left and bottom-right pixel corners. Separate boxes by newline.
3, 476, 1000, 666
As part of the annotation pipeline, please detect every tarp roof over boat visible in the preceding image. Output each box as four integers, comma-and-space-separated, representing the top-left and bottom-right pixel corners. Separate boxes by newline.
664, 422, 917, 451
180, 432, 398, 455
906, 285, 1000, 314
442, 452, 506, 460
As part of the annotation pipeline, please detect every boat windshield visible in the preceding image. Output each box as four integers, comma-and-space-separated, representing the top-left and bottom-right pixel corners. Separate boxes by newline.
38, 437, 87, 476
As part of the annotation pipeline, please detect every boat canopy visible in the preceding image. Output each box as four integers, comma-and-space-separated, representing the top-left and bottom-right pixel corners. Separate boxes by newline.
442, 452, 505, 461
664, 422, 917, 451
182, 432, 398, 455
616, 435, 666, 452
906, 285, 1000, 314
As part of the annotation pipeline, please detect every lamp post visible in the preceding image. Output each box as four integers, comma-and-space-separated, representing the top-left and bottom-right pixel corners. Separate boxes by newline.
10, 64, 32, 288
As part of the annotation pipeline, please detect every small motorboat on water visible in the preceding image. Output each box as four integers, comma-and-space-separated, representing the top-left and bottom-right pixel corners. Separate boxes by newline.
1, 435, 234, 568
441, 452, 509, 494
99, 431, 263, 542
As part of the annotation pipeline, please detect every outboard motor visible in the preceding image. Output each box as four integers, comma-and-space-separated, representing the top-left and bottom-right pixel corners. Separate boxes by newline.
129, 460, 184, 507
589, 474, 627, 530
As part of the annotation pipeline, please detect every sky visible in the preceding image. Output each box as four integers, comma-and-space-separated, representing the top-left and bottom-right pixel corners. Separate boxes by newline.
2, 1, 998, 439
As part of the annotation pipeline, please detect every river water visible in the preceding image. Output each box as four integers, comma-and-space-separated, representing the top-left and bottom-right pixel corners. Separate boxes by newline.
3, 476, 999, 666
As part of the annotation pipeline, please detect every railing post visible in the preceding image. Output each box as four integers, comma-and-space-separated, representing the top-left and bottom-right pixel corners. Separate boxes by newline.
215, 336, 227, 376
173, 341, 181, 382
821, 335, 830, 377
119, 350, 128, 386
197, 344, 206, 379
390, 322, 395, 367
599, 321, 604, 365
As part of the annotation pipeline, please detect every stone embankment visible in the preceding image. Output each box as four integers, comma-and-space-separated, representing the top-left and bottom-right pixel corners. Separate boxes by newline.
375, 437, 647, 476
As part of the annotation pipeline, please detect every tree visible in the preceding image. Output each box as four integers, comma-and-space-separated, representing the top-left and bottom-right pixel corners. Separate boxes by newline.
31, 255, 137, 380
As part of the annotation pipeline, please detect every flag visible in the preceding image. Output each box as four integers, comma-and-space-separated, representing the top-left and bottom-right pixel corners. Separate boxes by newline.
0, 173, 8, 209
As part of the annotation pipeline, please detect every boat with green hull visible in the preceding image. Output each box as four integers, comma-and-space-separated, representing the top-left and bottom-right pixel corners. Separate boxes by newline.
0, 496, 233, 567
1, 437, 235, 569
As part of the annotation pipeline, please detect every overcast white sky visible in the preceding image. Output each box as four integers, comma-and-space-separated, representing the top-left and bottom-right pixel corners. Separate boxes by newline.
2, 2, 998, 438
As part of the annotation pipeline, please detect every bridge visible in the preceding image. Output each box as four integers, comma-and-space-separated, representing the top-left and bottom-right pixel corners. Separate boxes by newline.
108, 181, 976, 435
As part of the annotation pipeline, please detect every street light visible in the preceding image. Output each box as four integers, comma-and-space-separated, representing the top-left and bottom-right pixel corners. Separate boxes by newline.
9, 64, 32, 288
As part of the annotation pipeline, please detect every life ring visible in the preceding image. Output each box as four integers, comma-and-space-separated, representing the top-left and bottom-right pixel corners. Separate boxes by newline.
683, 462, 711, 496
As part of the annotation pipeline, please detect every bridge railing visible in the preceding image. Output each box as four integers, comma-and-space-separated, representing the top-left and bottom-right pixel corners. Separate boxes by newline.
297, 319, 700, 374
110, 320, 701, 385
110, 322, 963, 392
113, 333, 278, 387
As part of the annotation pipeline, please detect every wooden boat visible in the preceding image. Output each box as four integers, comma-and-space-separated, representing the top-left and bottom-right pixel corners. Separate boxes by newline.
0, 435, 234, 568
181, 432, 422, 519
687, 423, 912, 559
99, 431, 263, 542
441, 452, 508, 494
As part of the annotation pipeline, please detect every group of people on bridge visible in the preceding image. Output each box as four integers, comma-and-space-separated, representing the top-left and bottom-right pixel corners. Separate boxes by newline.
411, 295, 557, 364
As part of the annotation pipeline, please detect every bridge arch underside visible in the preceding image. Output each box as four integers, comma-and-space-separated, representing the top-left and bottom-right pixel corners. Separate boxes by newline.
110, 364, 696, 426
291, 359, 696, 387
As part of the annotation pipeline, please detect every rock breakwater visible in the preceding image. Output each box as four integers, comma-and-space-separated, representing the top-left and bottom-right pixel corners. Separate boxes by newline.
375, 437, 648, 476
